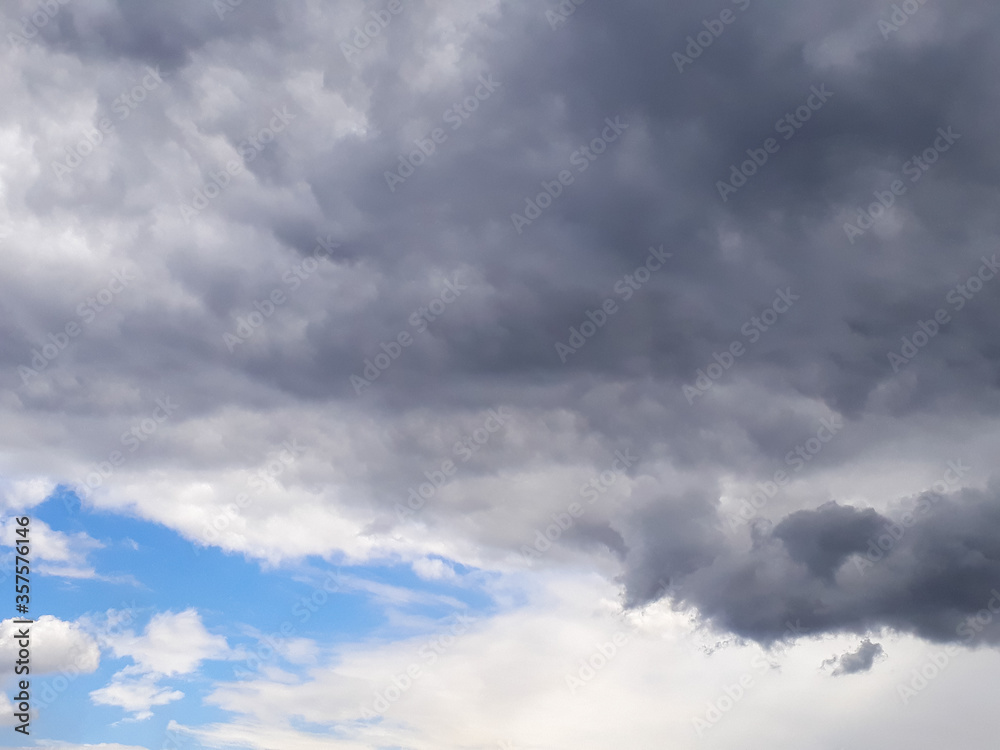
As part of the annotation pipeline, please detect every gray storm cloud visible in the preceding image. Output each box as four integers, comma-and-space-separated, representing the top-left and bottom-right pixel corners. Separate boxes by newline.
3, 0, 1000, 652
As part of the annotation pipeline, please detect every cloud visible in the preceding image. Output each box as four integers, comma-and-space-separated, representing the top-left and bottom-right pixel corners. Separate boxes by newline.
89, 667, 185, 721
0, 615, 99, 675
104, 608, 230, 676
412, 557, 457, 581
91, 608, 231, 720
0, 478, 56, 511
624, 485, 1000, 646
0, 517, 103, 579
4, 0, 1000, 743
822, 638, 886, 676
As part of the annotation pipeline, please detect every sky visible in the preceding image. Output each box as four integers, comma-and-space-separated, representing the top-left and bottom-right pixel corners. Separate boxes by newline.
2, 0, 1000, 747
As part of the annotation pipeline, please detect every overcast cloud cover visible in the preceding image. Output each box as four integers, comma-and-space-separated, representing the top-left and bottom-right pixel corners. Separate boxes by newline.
3, 0, 1000, 747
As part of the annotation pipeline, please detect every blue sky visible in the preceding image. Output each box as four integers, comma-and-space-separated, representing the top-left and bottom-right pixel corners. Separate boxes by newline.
0, 487, 496, 749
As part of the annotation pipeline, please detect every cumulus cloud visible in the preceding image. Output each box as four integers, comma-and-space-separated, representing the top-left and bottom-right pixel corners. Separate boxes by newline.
624, 486, 1000, 646
104, 608, 230, 676
0, 615, 99, 675
0, 478, 56, 511
822, 638, 886, 676
89, 667, 185, 721
0, 516, 103, 578
91, 608, 231, 720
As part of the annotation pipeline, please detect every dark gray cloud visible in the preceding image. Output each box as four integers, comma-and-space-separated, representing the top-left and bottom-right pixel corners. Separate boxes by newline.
4, 0, 1000, 657
822, 638, 885, 676
624, 485, 1000, 646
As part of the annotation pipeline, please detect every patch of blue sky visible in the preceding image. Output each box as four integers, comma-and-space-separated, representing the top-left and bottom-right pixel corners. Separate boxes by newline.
0, 485, 502, 747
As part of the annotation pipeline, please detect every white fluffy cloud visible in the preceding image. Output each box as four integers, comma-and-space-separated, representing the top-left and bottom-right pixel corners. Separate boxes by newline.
90, 608, 232, 720
105, 608, 230, 676
0, 615, 99, 675
0, 516, 103, 578
89, 667, 185, 721
0, 477, 56, 511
